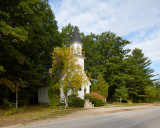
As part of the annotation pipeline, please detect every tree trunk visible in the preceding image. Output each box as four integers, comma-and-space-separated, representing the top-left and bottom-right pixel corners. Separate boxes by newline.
64, 95, 68, 108
16, 85, 18, 109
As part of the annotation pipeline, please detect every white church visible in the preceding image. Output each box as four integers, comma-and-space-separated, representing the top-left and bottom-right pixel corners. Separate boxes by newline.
38, 26, 91, 104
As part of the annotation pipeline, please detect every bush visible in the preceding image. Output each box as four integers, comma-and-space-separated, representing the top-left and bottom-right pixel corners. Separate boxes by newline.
85, 92, 105, 107
2, 99, 15, 109
85, 92, 105, 100
91, 98, 104, 107
48, 82, 60, 108
68, 95, 85, 107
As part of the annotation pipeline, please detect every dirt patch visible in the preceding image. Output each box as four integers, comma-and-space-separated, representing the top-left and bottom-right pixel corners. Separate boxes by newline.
3, 104, 160, 128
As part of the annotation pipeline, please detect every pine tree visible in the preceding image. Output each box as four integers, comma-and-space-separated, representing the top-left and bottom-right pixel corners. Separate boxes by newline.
125, 48, 155, 102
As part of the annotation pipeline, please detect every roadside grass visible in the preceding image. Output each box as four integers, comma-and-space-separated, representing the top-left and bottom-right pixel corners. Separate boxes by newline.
104, 102, 160, 108
103, 102, 146, 107
0, 105, 81, 127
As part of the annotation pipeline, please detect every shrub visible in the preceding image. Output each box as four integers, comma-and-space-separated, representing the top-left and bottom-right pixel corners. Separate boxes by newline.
3, 98, 14, 109
91, 99, 104, 107
85, 92, 105, 100
84, 94, 91, 99
68, 95, 85, 107
85, 92, 105, 107
48, 81, 60, 108
89, 92, 105, 100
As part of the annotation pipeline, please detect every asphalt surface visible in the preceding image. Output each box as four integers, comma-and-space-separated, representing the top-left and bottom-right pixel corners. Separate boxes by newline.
22, 106, 160, 128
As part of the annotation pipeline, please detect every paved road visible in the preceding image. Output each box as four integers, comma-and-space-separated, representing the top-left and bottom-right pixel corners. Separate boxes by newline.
22, 106, 160, 128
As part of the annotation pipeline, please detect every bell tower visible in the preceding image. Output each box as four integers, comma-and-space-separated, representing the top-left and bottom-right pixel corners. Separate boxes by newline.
70, 26, 85, 70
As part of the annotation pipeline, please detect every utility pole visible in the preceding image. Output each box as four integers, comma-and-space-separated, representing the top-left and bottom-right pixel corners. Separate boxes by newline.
16, 85, 18, 109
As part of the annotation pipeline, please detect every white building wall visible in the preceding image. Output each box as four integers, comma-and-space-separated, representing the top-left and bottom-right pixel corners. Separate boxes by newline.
38, 87, 49, 103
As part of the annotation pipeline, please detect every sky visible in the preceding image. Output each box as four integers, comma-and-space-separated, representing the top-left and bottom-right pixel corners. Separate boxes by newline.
49, 0, 160, 79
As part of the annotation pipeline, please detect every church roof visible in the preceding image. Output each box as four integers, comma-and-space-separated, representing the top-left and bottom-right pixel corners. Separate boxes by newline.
70, 26, 83, 45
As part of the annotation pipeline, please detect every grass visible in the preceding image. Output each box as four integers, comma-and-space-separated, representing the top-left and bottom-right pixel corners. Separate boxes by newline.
0, 105, 81, 127
103, 102, 147, 108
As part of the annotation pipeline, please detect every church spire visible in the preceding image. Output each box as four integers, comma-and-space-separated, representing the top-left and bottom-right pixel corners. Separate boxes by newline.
70, 26, 83, 45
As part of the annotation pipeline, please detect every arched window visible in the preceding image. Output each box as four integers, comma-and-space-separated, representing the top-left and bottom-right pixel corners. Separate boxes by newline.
71, 46, 74, 54
77, 46, 81, 55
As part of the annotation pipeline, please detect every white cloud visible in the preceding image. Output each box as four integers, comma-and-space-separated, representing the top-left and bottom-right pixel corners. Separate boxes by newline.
50, 0, 160, 35
128, 28, 160, 62
49, 0, 160, 77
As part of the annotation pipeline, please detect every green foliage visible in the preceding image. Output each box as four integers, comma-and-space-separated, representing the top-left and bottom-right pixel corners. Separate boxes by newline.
91, 99, 104, 107
48, 77, 60, 108
60, 23, 74, 46
0, 0, 61, 105
91, 74, 109, 99
144, 85, 158, 103
3, 98, 12, 109
125, 48, 155, 102
68, 95, 85, 107
155, 80, 160, 101
2, 98, 16, 109
114, 86, 128, 102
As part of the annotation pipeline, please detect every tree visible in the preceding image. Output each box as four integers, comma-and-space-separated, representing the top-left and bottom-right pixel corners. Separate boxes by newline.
145, 85, 157, 102
60, 23, 74, 46
50, 46, 87, 108
0, 0, 61, 106
114, 86, 128, 102
82, 32, 131, 101
125, 48, 155, 102
91, 74, 109, 101
154, 80, 160, 101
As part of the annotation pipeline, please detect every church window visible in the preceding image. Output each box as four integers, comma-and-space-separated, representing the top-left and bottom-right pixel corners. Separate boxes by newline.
71, 46, 74, 54
77, 46, 81, 55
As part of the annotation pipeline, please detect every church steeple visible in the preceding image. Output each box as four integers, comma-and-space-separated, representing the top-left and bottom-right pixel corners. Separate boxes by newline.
70, 26, 83, 45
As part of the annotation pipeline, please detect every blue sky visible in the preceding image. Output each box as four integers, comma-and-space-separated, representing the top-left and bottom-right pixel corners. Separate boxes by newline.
49, 0, 160, 79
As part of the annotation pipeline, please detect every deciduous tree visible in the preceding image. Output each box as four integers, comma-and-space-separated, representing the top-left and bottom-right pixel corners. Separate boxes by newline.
50, 46, 87, 107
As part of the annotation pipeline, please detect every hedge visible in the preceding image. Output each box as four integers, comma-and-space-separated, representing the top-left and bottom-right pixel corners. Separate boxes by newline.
68, 95, 85, 107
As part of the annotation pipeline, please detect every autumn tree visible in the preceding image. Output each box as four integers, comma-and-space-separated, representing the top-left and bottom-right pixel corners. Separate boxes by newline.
50, 46, 87, 108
